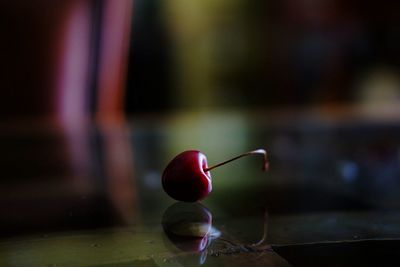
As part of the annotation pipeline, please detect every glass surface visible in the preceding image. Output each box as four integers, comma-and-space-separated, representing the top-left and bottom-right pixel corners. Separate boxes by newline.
1, 110, 400, 266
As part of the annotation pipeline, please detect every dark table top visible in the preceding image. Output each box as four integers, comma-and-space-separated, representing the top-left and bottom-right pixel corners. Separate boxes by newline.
1, 108, 400, 266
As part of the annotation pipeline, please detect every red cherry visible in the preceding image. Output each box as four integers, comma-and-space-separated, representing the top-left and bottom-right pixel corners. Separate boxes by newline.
162, 149, 269, 202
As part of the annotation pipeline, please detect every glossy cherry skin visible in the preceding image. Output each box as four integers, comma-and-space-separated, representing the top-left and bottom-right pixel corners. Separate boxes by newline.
162, 150, 212, 202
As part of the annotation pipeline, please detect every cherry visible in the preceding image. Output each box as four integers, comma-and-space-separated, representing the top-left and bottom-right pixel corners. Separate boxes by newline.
162, 149, 268, 202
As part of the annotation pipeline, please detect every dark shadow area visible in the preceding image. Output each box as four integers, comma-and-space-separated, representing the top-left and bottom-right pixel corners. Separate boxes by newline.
274, 240, 400, 267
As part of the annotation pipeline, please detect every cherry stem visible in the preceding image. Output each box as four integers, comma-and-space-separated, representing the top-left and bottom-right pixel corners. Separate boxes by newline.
204, 149, 269, 172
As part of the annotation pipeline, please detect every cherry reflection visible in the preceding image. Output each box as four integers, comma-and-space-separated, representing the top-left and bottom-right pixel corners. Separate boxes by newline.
162, 202, 273, 265
162, 202, 220, 264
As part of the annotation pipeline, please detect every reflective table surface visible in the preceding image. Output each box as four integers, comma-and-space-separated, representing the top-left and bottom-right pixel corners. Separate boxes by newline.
1, 108, 400, 266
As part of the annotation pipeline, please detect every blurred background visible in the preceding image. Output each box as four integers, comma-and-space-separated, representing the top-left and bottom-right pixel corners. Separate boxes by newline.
1, 0, 400, 265
2, 0, 400, 118
126, 0, 400, 112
